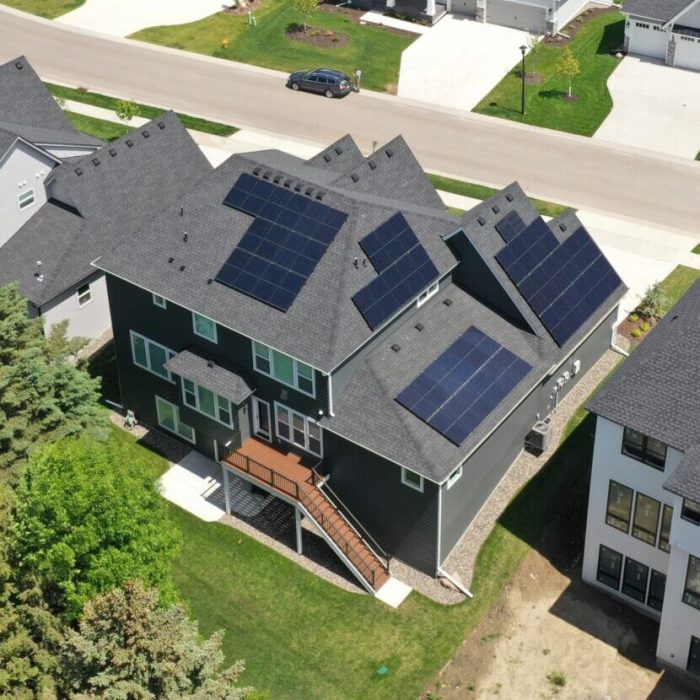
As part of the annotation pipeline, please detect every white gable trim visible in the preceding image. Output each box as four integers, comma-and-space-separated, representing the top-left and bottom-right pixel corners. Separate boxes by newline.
0, 135, 61, 169
663, 0, 700, 28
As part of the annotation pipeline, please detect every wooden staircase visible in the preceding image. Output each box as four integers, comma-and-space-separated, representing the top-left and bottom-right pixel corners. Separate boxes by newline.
223, 438, 390, 593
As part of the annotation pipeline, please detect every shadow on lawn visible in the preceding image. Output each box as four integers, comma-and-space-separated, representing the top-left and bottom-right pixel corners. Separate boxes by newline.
538, 88, 567, 100
597, 18, 625, 56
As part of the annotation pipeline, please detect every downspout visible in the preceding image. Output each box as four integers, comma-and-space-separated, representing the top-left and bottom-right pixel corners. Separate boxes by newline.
437, 567, 474, 598
610, 324, 629, 358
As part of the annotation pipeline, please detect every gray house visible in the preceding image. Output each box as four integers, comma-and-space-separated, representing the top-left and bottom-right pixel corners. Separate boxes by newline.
95, 134, 625, 594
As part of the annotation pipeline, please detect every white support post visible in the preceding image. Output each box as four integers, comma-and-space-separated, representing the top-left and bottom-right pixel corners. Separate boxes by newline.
295, 507, 303, 555
222, 466, 231, 516
426, 0, 435, 15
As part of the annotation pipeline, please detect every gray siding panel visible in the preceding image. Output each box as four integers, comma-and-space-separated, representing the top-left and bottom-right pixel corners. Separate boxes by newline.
486, 0, 548, 31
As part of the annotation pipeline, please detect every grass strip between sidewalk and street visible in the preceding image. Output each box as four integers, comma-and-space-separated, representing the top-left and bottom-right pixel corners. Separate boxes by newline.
65, 111, 132, 142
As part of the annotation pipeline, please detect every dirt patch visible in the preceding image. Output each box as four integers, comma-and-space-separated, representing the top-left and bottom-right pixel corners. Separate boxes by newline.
544, 5, 618, 48
524, 73, 545, 84
223, 0, 264, 16
286, 24, 349, 48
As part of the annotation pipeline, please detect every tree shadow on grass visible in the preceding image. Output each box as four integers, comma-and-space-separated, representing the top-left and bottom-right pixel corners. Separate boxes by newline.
486, 101, 524, 116
538, 88, 567, 99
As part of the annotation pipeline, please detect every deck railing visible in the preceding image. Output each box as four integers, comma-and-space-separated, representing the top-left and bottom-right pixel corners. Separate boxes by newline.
225, 449, 303, 500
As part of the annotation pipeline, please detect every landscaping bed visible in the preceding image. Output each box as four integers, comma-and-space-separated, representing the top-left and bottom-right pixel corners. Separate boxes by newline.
286, 24, 349, 49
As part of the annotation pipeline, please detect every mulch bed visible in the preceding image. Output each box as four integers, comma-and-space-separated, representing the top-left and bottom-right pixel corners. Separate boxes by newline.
616, 316, 657, 349
543, 5, 617, 47
524, 73, 544, 84
286, 24, 349, 48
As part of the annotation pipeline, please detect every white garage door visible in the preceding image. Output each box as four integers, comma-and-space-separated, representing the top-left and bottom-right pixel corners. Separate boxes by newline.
451, 0, 477, 15
627, 21, 668, 59
486, 0, 546, 32
675, 36, 700, 71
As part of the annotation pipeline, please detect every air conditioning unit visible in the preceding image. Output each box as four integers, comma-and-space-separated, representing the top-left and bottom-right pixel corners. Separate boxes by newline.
525, 420, 551, 453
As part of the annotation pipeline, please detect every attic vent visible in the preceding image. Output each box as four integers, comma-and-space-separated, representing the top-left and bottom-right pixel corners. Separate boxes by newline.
283, 179, 292, 188
142, 130, 150, 138
179, 265, 186, 272
368, 160, 377, 170
559, 223, 567, 232
273, 175, 281, 184
335, 146, 343, 155
207, 359, 215, 369
253, 167, 262, 176
126, 139, 134, 148
491, 204, 500, 214
323, 153, 332, 163
385, 148, 394, 158
315, 192, 324, 201
158, 121, 165, 130
391, 343, 401, 353
183, 233, 188, 242
14, 61, 23, 70
109, 148, 117, 157
351, 173, 359, 183
74, 167, 83, 176
263, 171, 271, 180
415, 322, 424, 332
443, 297, 453, 307
91, 157, 100, 166
477, 216, 486, 226
305, 187, 313, 196
294, 183, 302, 192
505, 193, 513, 203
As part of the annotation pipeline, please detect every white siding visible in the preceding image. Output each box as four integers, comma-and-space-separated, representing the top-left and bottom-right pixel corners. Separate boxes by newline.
40, 273, 112, 340
41, 144, 97, 160
552, 0, 588, 33
0, 140, 55, 246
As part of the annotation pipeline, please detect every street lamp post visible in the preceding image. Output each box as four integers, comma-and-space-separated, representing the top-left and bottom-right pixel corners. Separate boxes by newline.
519, 44, 527, 116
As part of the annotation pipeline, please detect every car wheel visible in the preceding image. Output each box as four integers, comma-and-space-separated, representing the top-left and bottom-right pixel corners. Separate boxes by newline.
324, 89, 334, 98
292, 82, 300, 91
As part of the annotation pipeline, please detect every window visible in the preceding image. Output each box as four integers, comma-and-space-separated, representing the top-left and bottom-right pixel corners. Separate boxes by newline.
659, 504, 673, 552
622, 557, 649, 603
181, 378, 233, 428
77, 283, 92, 307
447, 465, 463, 490
253, 341, 315, 397
647, 569, 666, 612
274, 403, 322, 457
606, 481, 633, 533
653, 25, 663, 31
683, 555, 700, 610
417, 281, 439, 308
632, 492, 661, 546
621, 427, 666, 469
681, 35, 696, 42
597, 544, 622, 590
18, 189, 35, 210
192, 312, 217, 343
682, 498, 700, 525
401, 468, 423, 493
155, 396, 194, 443
130, 331, 175, 381
152, 294, 167, 309
635, 21, 649, 28
688, 636, 700, 677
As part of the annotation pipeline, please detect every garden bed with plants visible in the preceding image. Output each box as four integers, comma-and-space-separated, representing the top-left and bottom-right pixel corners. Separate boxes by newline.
287, 23, 349, 48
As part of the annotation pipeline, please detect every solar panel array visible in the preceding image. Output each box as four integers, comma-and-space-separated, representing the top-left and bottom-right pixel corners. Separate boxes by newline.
396, 326, 532, 446
352, 213, 439, 330
216, 173, 348, 311
496, 218, 622, 346
494, 210, 527, 243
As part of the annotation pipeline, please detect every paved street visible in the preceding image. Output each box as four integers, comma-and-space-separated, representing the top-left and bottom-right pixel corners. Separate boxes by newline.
2, 6, 700, 234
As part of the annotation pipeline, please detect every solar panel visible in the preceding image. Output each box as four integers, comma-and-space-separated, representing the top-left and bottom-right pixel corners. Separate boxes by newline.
396, 326, 532, 446
496, 221, 622, 347
352, 213, 439, 330
216, 174, 348, 311
494, 210, 527, 243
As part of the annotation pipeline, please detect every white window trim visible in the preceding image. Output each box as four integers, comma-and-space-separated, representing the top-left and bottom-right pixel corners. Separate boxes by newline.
18, 189, 35, 211
152, 293, 167, 309
130, 330, 176, 383
77, 283, 92, 307
155, 396, 195, 444
252, 342, 316, 398
192, 312, 218, 344
417, 281, 439, 308
447, 465, 463, 490
273, 401, 323, 457
401, 467, 424, 493
180, 377, 234, 428
252, 396, 272, 442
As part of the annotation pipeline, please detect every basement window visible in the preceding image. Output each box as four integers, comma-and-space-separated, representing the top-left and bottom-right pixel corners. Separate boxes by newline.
401, 468, 423, 493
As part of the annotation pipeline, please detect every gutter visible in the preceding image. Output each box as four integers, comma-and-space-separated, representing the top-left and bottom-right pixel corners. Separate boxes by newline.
610, 325, 629, 358
437, 568, 473, 598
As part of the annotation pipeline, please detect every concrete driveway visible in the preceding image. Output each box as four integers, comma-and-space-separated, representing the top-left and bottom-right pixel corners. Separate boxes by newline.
398, 15, 527, 111
57, 0, 225, 37
595, 56, 700, 159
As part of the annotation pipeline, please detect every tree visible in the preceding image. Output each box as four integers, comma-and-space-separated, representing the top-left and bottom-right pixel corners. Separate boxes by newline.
7, 437, 181, 621
293, 0, 319, 33
527, 32, 541, 78
59, 580, 254, 699
555, 46, 581, 98
115, 98, 139, 123
0, 283, 107, 474
638, 281, 667, 320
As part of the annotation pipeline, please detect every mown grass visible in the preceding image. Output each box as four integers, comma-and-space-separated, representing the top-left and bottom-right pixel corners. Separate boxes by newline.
64, 111, 131, 142
0, 0, 83, 18
657, 265, 700, 315
474, 11, 625, 136
130, 1, 414, 93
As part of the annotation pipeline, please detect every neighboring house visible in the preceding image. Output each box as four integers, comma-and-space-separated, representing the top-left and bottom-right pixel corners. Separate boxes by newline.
583, 280, 700, 682
0, 57, 212, 340
623, 0, 700, 71
95, 133, 625, 595
0, 55, 101, 246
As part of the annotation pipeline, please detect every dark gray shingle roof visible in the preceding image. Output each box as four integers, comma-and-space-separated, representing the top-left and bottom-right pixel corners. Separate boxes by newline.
588, 279, 700, 452
664, 444, 700, 501
305, 134, 366, 172
624, 0, 696, 22
0, 120, 102, 149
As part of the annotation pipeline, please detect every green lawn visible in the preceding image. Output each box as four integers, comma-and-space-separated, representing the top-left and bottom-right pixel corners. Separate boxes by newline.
65, 111, 131, 142
692, 243, 700, 254
49, 83, 237, 137
428, 173, 570, 218
130, 1, 414, 93
474, 11, 625, 136
657, 265, 700, 315
0, 0, 83, 18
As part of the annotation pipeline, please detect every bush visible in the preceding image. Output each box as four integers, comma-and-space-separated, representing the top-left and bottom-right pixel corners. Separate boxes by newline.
631, 328, 642, 338
628, 313, 639, 322
639, 321, 651, 332
547, 670, 567, 689
637, 282, 667, 320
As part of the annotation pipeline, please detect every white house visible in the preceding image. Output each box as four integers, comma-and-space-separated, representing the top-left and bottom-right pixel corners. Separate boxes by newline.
582, 280, 700, 683
624, 0, 700, 71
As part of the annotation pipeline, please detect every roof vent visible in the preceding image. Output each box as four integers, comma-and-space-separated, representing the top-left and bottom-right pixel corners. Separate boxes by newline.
109, 148, 117, 157
415, 322, 424, 332
391, 343, 401, 353
15, 60, 23, 70
323, 153, 332, 163
335, 146, 343, 155
91, 157, 100, 166
315, 192, 324, 201
294, 183, 302, 192
477, 216, 486, 226
75, 167, 83, 176
168, 257, 174, 263
385, 148, 394, 158
368, 160, 377, 170
283, 179, 292, 188
559, 223, 567, 232
351, 173, 359, 183
273, 175, 281, 184
179, 265, 186, 272
183, 233, 188, 242
262, 171, 271, 180
443, 297, 453, 307
142, 130, 150, 138
491, 204, 500, 214
158, 121, 165, 130
207, 359, 215, 369
253, 167, 262, 176
505, 193, 513, 203
207, 278, 213, 284
305, 187, 313, 196
126, 139, 134, 148
179, 207, 184, 216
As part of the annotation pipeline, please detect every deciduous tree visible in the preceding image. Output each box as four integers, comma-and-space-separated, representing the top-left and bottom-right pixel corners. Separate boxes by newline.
294, 0, 319, 33
555, 46, 581, 98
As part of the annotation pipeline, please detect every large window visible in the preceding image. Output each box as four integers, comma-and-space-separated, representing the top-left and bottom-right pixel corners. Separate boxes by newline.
192, 312, 217, 343
181, 378, 233, 428
647, 569, 666, 612
401, 468, 424, 493
155, 396, 194, 443
130, 331, 175, 381
683, 555, 700, 610
597, 545, 623, 590
622, 557, 649, 603
253, 341, 315, 397
621, 427, 666, 469
606, 481, 633, 533
632, 492, 661, 546
682, 498, 700, 526
274, 403, 322, 457
659, 504, 673, 552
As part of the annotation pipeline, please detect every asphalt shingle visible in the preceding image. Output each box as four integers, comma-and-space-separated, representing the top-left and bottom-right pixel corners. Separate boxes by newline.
623, 0, 695, 22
